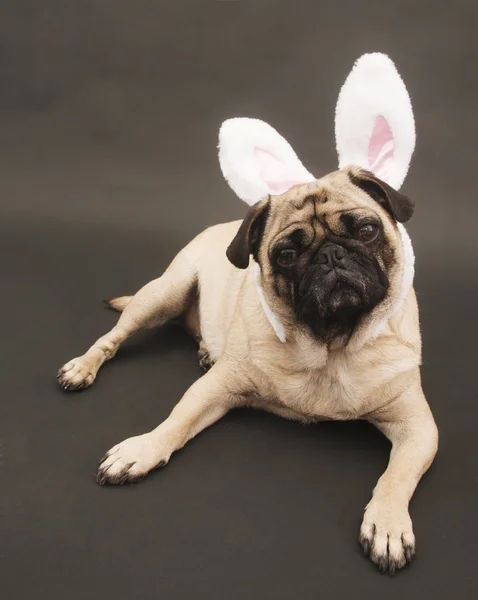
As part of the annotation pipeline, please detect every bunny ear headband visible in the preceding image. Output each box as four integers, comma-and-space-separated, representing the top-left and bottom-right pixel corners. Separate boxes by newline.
218, 52, 416, 343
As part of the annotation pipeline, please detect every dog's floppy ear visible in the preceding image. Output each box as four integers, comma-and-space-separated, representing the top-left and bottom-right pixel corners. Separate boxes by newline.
335, 53, 415, 191
349, 168, 415, 223
219, 117, 315, 205
226, 198, 270, 269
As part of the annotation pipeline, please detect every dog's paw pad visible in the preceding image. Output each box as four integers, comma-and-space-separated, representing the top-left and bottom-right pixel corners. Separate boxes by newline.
57, 358, 95, 391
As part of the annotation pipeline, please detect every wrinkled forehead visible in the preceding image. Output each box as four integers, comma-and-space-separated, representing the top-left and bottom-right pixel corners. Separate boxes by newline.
266, 170, 394, 251
267, 171, 381, 238
266, 169, 379, 234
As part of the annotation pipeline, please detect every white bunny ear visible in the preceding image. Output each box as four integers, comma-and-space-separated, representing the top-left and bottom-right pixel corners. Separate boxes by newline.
218, 117, 315, 205
335, 53, 416, 190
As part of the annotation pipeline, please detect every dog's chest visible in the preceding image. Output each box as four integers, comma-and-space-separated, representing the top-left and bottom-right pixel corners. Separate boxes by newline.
260, 342, 396, 421
278, 359, 363, 419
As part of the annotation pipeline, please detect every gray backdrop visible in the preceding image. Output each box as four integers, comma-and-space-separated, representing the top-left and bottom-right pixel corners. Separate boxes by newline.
1, 2, 477, 599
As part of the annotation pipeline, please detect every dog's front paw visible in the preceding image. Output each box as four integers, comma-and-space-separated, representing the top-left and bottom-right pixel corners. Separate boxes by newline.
57, 358, 96, 391
360, 499, 415, 574
96, 434, 168, 485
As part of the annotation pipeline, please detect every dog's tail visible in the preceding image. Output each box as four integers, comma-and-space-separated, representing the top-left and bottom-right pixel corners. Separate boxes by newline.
104, 296, 133, 313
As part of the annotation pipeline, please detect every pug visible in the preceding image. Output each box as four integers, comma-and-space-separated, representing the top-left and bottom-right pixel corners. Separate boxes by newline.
56, 53, 438, 574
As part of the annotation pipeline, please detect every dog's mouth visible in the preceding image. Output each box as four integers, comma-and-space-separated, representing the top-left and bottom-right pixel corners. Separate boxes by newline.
295, 262, 388, 339
326, 277, 363, 314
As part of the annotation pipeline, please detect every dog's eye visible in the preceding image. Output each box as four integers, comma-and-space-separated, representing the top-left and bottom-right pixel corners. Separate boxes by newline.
277, 248, 298, 267
356, 223, 379, 243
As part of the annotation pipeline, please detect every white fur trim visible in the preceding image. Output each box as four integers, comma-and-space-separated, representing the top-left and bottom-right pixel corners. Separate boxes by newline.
218, 118, 315, 205
335, 52, 415, 190
369, 223, 415, 339
396, 224, 415, 305
253, 261, 286, 343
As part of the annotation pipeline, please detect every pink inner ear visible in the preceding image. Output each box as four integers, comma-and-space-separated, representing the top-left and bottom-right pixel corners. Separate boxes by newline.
368, 116, 395, 183
254, 147, 311, 195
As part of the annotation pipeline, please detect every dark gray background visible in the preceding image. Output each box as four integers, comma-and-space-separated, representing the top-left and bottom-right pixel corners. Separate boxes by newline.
1, 1, 477, 599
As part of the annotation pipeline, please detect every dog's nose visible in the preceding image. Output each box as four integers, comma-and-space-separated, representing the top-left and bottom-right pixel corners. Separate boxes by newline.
318, 245, 346, 271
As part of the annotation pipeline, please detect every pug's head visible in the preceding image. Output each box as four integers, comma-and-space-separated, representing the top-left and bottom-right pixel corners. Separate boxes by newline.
226, 167, 414, 343
218, 53, 417, 347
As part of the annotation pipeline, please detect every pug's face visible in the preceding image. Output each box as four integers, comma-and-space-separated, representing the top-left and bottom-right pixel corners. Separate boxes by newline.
227, 167, 415, 342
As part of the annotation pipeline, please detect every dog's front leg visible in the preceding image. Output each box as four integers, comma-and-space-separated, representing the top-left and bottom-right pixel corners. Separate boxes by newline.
361, 384, 438, 574
96, 361, 247, 485
57, 245, 197, 391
